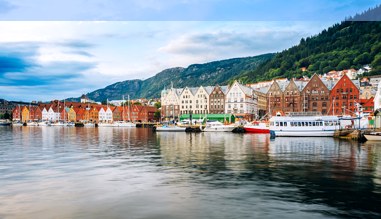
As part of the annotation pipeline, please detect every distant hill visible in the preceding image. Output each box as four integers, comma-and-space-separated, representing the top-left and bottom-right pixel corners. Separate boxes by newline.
237, 5, 381, 83
72, 54, 273, 102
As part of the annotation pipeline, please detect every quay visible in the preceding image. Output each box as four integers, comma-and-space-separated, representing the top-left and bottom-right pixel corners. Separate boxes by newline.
333, 129, 376, 141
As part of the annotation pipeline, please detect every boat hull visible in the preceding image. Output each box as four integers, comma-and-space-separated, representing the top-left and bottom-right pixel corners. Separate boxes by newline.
244, 127, 270, 133
364, 134, 381, 141
155, 127, 186, 132
203, 126, 235, 132
272, 130, 335, 137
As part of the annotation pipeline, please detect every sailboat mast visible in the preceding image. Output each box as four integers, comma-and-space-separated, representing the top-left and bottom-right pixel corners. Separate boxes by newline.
128, 95, 130, 121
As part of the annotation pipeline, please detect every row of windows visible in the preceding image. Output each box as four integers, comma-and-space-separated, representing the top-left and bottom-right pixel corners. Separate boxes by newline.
272, 121, 338, 127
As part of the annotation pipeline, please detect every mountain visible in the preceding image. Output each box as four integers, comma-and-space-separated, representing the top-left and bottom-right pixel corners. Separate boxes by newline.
237, 5, 381, 83
72, 54, 274, 102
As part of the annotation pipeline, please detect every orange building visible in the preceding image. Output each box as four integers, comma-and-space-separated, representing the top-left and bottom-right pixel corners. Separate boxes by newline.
329, 74, 359, 116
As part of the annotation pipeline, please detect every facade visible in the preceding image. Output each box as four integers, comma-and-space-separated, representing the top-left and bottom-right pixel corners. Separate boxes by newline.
12, 105, 22, 121
21, 106, 30, 122
267, 80, 284, 116
193, 86, 212, 114
209, 85, 228, 114
329, 74, 360, 116
161, 87, 181, 120
225, 81, 258, 120
179, 87, 197, 115
283, 79, 302, 113
301, 74, 330, 115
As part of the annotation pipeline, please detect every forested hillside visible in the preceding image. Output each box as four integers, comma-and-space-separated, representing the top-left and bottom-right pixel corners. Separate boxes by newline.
237, 5, 381, 83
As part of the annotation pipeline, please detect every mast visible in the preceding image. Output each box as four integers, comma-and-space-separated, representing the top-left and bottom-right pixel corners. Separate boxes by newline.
128, 95, 131, 122
122, 95, 125, 121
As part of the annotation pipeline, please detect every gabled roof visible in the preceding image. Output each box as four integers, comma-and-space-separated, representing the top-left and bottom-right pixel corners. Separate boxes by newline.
237, 82, 253, 96
204, 86, 214, 95
294, 80, 308, 91
220, 85, 229, 94
189, 87, 198, 95
277, 80, 289, 92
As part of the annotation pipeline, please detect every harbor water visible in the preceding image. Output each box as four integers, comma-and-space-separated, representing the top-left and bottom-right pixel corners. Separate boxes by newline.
0, 126, 380, 218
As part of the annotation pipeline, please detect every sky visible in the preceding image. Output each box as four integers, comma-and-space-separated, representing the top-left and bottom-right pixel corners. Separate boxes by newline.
0, 0, 380, 102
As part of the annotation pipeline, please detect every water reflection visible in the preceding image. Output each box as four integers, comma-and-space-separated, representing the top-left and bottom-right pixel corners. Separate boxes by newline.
0, 127, 380, 218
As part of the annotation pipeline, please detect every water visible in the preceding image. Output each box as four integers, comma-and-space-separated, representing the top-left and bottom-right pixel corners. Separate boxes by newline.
0, 126, 380, 219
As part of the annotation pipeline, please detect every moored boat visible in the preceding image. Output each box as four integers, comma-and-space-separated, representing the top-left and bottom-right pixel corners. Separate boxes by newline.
270, 112, 340, 137
0, 120, 12, 126
364, 132, 381, 141
244, 121, 270, 133
114, 121, 136, 127
155, 125, 186, 132
203, 120, 235, 132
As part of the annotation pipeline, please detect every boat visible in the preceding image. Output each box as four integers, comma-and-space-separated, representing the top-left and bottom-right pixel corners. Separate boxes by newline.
114, 121, 136, 127
364, 132, 381, 141
155, 125, 186, 132
51, 121, 66, 126
269, 112, 340, 137
38, 121, 51, 126
97, 122, 114, 127
243, 121, 270, 133
66, 122, 75, 127
203, 120, 235, 132
11, 121, 23, 127
83, 122, 95, 127
26, 121, 38, 126
0, 120, 11, 126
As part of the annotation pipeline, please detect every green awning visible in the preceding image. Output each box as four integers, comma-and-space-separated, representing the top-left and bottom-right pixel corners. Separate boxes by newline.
179, 114, 235, 123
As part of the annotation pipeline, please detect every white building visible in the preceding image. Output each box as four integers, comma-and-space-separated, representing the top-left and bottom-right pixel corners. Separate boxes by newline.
41, 107, 49, 121
193, 86, 213, 114
99, 106, 113, 122
179, 87, 197, 115
374, 81, 381, 111
225, 81, 258, 120
161, 87, 182, 119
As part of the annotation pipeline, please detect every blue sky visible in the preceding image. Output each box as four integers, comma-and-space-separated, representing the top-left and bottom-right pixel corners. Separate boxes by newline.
0, 0, 379, 101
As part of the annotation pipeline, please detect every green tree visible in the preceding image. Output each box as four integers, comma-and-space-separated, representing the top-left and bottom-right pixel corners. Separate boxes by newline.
337, 60, 350, 70
3, 111, 11, 120
371, 55, 381, 68
154, 102, 161, 109
154, 111, 161, 121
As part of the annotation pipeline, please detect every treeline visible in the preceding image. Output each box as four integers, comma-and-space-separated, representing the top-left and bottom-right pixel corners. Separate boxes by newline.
237, 6, 381, 83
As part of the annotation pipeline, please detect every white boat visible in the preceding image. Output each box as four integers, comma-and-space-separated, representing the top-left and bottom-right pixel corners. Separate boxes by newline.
155, 125, 186, 132
38, 121, 50, 126
11, 121, 23, 127
84, 122, 95, 127
114, 121, 136, 127
203, 120, 235, 132
66, 122, 75, 127
97, 122, 114, 127
364, 132, 381, 141
26, 121, 38, 126
269, 112, 340, 137
0, 120, 12, 126
51, 121, 66, 126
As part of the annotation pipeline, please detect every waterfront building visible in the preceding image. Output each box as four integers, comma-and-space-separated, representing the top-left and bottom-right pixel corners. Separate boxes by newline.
12, 106, 22, 121
99, 106, 113, 123
112, 106, 122, 121
301, 74, 330, 115
266, 80, 286, 116
193, 86, 213, 114
74, 107, 85, 122
329, 74, 360, 116
180, 87, 198, 115
21, 106, 30, 122
253, 87, 269, 118
225, 81, 258, 121
161, 87, 181, 120
89, 107, 99, 123
209, 85, 228, 114
283, 79, 304, 113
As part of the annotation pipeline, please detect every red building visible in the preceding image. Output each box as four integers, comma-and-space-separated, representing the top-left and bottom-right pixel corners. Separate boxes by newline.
329, 74, 359, 116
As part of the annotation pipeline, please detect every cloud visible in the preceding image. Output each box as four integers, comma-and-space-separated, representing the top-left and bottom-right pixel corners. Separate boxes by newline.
159, 26, 307, 60
0, 40, 99, 101
0, 0, 15, 13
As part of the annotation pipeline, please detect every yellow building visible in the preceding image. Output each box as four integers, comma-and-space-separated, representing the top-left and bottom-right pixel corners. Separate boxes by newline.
21, 106, 30, 122
67, 107, 77, 122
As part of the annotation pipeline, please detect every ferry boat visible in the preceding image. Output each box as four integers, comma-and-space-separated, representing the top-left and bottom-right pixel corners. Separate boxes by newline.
203, 120, 235, 132
269, 112, 340, 137
243, 121, 270, 133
